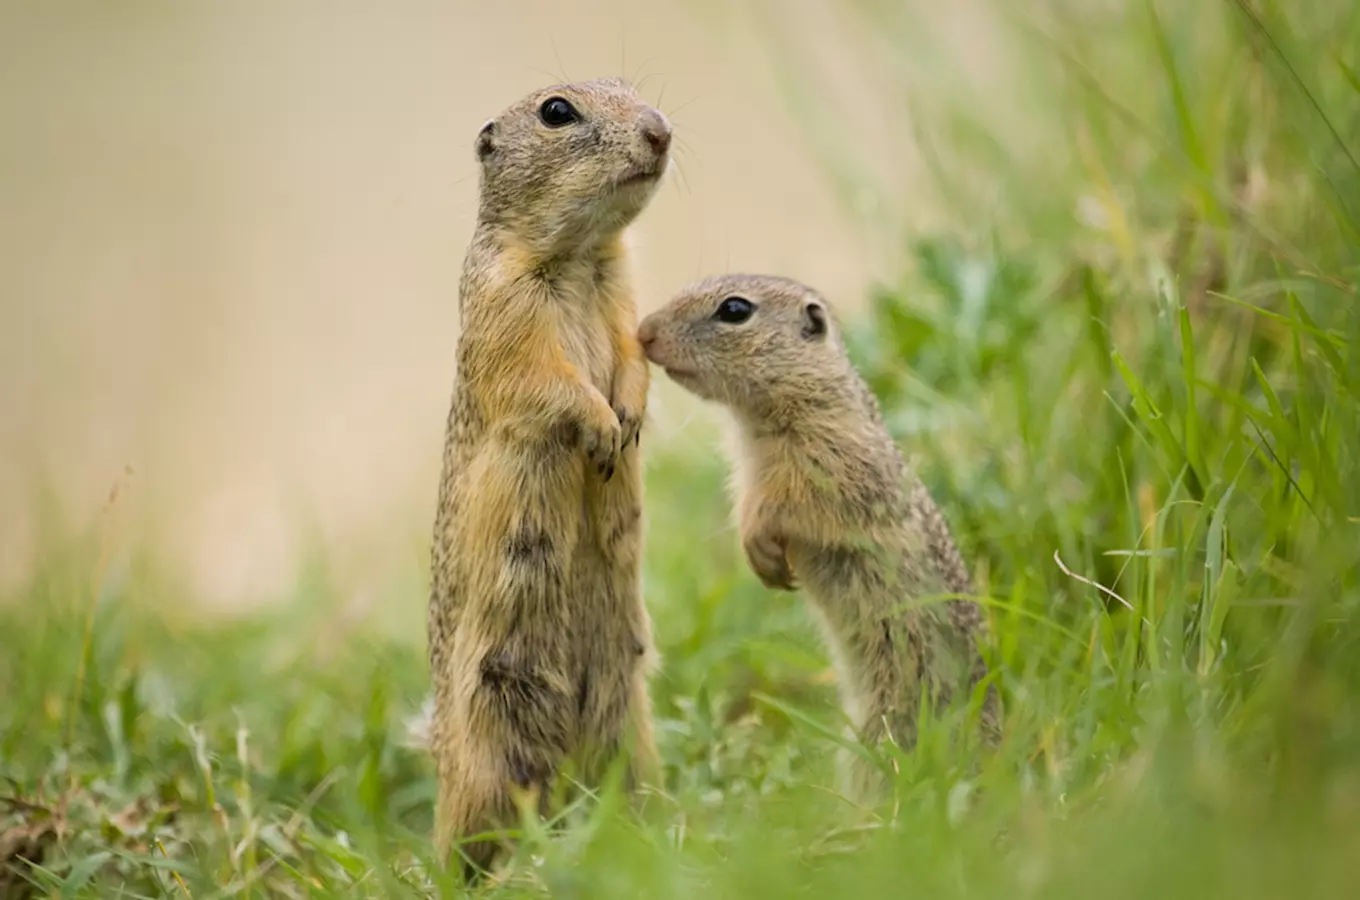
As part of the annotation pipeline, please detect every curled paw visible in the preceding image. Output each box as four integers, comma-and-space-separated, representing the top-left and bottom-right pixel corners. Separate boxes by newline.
614, 405, 643, 449
581, 410, 623, 481
744, 533, 797, 591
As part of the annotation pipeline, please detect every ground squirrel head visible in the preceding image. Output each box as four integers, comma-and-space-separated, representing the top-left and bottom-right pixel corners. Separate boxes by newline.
474, 77, 671, 258
638, 274, 853, 420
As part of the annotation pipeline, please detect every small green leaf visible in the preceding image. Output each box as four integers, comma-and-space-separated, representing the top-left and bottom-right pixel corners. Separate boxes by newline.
60, 851, 113, 898
1113, 351, 1204, 498
1178, 306, 1206, 482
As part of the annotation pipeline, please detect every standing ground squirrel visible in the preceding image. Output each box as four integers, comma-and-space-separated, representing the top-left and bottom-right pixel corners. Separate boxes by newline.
637, 274, 1001, 799
428, 78, 669, 874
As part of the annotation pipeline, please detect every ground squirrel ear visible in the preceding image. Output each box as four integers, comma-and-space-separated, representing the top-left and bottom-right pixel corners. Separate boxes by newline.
801, 299, 827, 341
475, 120, 496, 160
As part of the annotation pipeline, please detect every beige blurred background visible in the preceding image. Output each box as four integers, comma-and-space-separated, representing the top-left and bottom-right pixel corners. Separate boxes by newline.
0, 1, 988, 607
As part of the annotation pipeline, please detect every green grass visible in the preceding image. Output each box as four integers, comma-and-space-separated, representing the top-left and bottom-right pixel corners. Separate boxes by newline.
5, 0, 1360, 895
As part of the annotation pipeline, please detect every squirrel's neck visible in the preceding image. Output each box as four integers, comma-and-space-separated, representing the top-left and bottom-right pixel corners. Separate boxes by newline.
473, 220, 626, 284
734, 367, 901, 484
738, 362, 873, 437
474, 201, 629, 269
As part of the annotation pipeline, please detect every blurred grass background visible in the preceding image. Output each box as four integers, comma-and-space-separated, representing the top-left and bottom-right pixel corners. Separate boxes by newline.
4, 0, 1360, 896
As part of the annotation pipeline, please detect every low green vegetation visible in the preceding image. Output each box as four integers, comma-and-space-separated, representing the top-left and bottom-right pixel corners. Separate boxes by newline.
4, 1, 1359, 896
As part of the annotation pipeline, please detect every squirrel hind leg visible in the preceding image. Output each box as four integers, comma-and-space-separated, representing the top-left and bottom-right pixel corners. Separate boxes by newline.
434, 747, 512, 883
434, 728, 559, 885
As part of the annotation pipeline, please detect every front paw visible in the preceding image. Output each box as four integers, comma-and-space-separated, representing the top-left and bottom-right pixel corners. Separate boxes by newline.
581, 402, 624, 481
610, 361, 649, 448
744, 532, 797, 591
613, 404, 643, 448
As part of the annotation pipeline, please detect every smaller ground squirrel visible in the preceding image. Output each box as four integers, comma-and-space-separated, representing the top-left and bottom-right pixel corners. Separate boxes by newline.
637, 274, 1001, 799
428, 78, 669, 877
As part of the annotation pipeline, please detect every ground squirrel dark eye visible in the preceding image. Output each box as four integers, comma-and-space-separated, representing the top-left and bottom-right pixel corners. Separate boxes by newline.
713, 296, 756, 324
538, 97, 580, 128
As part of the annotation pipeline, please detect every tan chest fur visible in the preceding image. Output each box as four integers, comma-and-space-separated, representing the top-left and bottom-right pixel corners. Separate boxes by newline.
554, 296, 615, 395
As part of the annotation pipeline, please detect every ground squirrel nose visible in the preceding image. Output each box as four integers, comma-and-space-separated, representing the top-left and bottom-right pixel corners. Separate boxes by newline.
637, 318, 657, 348
641, 111, 672, 155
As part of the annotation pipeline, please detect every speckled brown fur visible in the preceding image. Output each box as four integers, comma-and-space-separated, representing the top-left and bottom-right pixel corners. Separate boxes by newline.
428, 78, 668, 876
638, 274, 1000, 800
